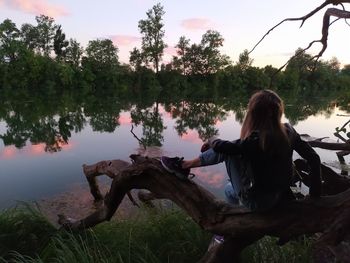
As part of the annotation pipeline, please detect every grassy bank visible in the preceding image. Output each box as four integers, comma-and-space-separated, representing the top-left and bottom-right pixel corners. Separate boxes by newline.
0, 204, 311, 262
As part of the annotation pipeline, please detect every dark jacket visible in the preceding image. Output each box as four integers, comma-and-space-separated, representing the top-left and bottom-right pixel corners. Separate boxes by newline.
210, 123, 321, 209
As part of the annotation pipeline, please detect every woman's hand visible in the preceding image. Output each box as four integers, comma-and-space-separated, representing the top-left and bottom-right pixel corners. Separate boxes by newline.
200, 142, 210, 153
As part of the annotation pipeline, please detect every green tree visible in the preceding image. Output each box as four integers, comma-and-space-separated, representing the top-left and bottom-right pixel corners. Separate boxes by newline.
53, 25, 69, 61
20, 15, 58, 56
35, 15, 58, 56
200, 30, 230, 74
138, 3, 166, 73
285, 48, 316, 88
183, 43, 203, 75
173, 36, 190, 74
326, 57, 340, 74
341, 64, 350, 76
82, 39, 119, 89
85, 39, 118, 66
172, 31, 230, 75
129, 47, 145, 71
0, 19, 21, 62
65, 39, 83, 67
237, 49, 253, 72
20, 23, 39, 51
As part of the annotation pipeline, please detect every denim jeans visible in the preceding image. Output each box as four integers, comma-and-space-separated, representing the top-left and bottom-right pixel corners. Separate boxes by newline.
199, 148, 242, 206
199, 148, 281, 211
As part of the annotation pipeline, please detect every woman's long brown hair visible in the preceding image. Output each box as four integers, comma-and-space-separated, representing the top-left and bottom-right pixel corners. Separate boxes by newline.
240, 90, 289, 152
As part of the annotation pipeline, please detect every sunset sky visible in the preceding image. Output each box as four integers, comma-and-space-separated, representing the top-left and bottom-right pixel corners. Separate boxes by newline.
1, 0, 350, 67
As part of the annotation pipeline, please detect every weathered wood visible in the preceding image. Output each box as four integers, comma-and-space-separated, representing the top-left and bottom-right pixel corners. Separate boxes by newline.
59, 154, 350, 262
83, 159, 139, 206
308, 140, 350, 151
294, 159, 350, 195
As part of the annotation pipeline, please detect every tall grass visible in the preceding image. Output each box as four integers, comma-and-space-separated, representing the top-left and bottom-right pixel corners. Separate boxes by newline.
0, 204, 312, 262
242, 236, 312, 263
0, 204, 210, 263
93, 207, 211, 263
0, 202, 56, 259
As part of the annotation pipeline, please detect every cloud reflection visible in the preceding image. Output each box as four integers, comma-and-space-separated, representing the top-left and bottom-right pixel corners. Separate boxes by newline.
180, 130, 202, 144
0, 141, 74, 160
193, 167, 226, 189
0, 145, 16, 159
117, 113, 132, 125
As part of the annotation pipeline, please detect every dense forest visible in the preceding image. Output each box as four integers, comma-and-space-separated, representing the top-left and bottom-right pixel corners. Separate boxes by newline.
1, 3, 350, 99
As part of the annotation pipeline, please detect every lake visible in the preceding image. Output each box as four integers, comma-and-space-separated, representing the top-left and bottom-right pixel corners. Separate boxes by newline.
0, 91, 349, 212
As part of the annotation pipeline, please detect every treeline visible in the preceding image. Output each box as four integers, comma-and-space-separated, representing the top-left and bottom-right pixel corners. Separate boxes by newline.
1, 3, 350, 98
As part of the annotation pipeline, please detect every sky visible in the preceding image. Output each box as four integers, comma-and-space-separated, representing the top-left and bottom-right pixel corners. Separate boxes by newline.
1, 0, 350, 67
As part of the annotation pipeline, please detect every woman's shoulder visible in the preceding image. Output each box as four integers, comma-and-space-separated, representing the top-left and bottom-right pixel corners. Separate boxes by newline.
283, 122, 300, 137
247, 130, 259, 140
243, 131, 260, 148
282, 123, 305, 148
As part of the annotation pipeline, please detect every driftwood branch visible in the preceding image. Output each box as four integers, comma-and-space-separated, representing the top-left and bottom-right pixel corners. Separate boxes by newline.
59, 154, 350, 262
308, 140, 350, 151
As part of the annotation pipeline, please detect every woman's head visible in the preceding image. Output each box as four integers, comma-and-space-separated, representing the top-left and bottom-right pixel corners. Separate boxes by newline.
241, 90, 288, 151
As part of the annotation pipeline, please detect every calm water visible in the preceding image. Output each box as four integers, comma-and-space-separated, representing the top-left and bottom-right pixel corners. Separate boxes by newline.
0, 93, 349, 209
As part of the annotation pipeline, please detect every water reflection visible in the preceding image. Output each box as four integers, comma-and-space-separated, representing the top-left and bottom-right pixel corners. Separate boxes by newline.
0, 142, 74, 160
0, 89, 349, 209
130, 103, 165, 147
0, 90, 344, 152
166, 101, 228, 141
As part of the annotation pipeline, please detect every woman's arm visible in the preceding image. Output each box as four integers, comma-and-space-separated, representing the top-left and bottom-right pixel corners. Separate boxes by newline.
292, 130, 322, 197
208, 137, 243, 155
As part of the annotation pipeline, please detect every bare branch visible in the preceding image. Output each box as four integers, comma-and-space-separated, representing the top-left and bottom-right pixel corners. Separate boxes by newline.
252, 1, 350, 86
249, 0, 332, 55
130, 124, 146, 150
265, 6, 350, 88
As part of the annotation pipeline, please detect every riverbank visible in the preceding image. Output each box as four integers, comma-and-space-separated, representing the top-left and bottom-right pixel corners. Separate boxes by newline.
0, 203, 312, 263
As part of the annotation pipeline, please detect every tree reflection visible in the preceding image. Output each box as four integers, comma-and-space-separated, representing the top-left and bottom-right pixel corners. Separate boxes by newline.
280, 88, 338, 125
0, 92, 85, 152
130, 103, 166, 147
0, 88, 346, 152
166, 101, 228, 141
83, 95, 122, 133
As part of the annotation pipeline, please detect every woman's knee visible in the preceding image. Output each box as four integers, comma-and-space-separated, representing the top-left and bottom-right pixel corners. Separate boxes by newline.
224, 182, 239, 205
199, 148, 225, 166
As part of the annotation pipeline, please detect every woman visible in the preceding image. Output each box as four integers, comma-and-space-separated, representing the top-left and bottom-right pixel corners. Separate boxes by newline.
161, 90, 322, 212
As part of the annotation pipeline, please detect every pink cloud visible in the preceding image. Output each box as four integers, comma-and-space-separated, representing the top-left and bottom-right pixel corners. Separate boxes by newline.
164, 46, 178, 57
181, 18, 214, 31
110, 35, 140, 46
5, 0, 69, 18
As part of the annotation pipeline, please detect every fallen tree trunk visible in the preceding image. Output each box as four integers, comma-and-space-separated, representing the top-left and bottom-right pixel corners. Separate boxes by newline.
308, 140, 350, 151
59, 155, 350, 263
